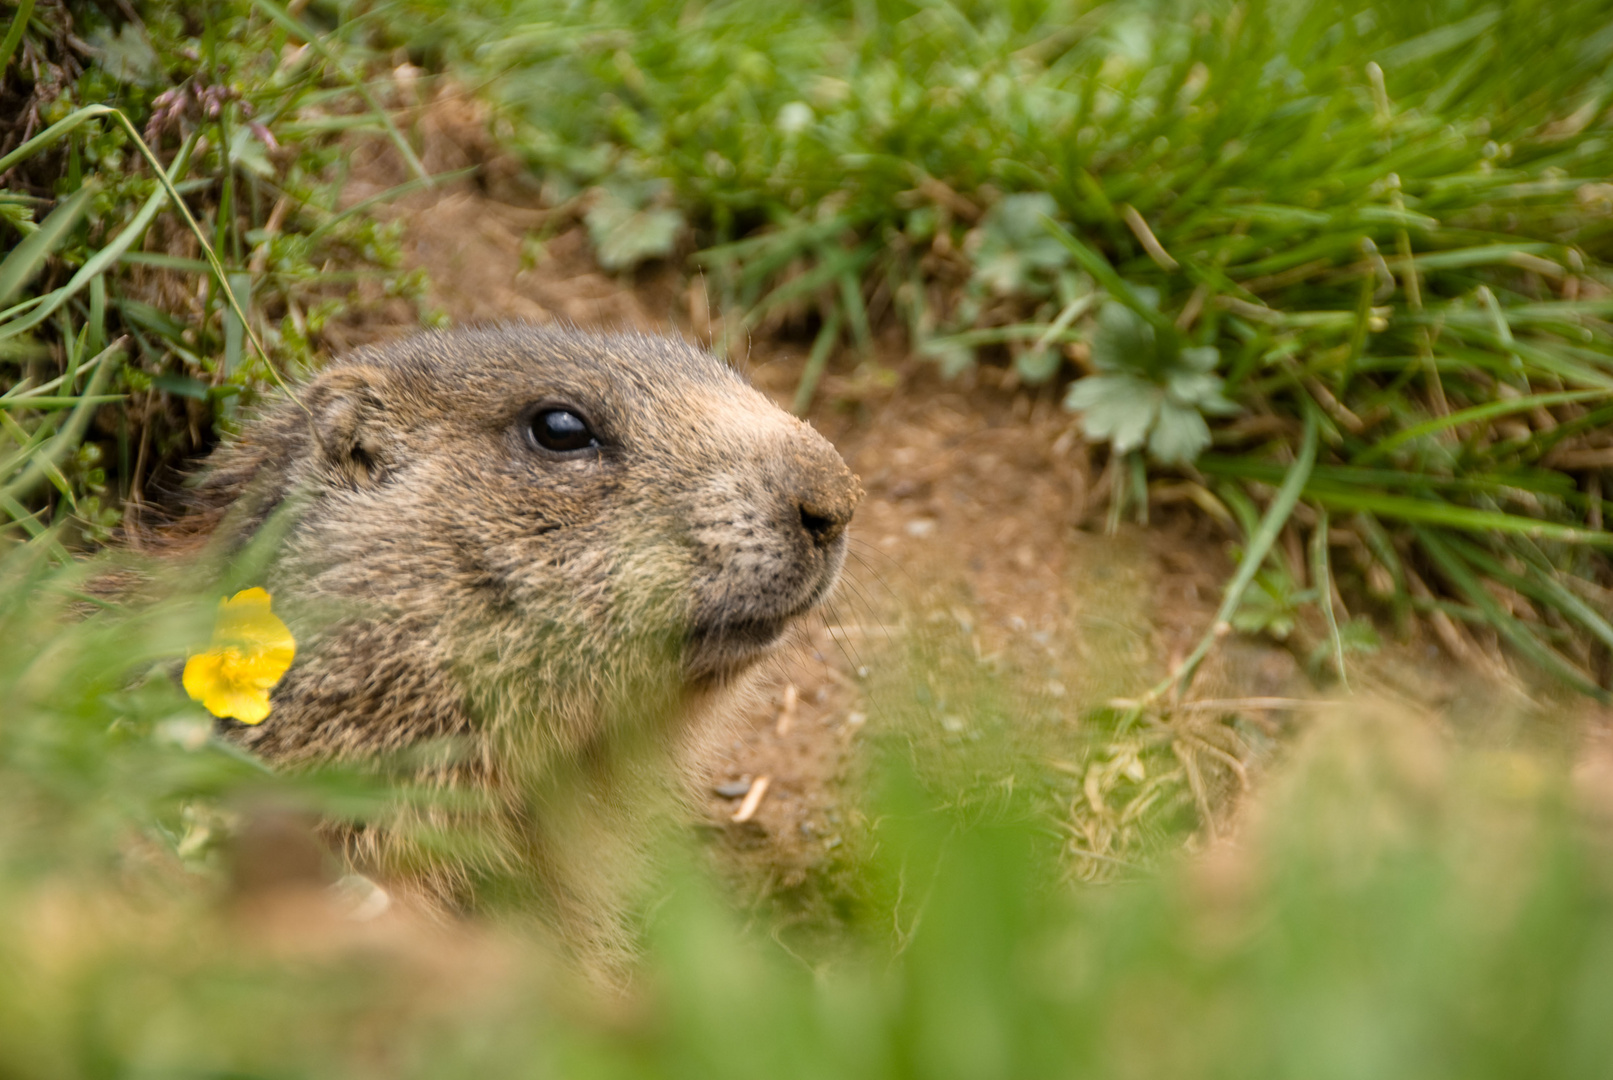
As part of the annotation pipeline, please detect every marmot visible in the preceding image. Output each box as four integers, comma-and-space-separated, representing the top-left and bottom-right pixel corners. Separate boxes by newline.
183, 324, 860, 962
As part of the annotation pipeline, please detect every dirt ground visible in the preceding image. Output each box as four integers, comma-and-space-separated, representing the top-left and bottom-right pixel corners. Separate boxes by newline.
333, 91, 1513, 902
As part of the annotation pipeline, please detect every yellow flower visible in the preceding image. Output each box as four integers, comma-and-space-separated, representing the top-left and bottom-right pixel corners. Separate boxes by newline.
182, 588, 296, 725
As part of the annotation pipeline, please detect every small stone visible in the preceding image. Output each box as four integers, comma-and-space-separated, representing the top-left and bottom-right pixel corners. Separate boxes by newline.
333, 874, 392, 922
714, 778, 753, 798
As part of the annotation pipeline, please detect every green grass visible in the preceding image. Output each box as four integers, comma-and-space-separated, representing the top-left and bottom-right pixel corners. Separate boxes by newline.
399, 0, 1613, 695
1, 0, 436, 550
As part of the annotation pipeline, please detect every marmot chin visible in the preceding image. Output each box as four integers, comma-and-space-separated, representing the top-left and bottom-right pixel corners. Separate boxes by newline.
186, 324, 860, 961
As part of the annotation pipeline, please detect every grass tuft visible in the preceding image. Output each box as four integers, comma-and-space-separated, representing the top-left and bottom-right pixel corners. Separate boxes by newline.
1, 0, 436, 551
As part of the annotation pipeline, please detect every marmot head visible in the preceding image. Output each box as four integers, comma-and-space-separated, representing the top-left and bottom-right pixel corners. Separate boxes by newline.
200, 325, 860, 762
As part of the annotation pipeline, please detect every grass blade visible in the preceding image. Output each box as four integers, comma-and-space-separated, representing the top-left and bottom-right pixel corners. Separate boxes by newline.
1310, 507, 1347, 689
1354, 389, 1613, 465
0, 105, 121, 176
0, 0, 34, 77
792, 308, 843, 416
1042, 215, 1178, 339
1146, 407, 1320, 704
0, 338, 124, 515
0, 180, 96, 308
1302, 488, 1613, 547
1451, 537, 1613, 657
0, 138, 193, 343
1416, 527, 1606, 700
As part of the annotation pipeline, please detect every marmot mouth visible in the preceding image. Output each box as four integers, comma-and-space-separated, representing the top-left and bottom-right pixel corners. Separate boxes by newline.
685, 615, 793, 678
685, 559, 843, 680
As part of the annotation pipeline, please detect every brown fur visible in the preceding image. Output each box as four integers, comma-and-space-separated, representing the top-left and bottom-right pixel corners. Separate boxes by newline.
181, 325, 859, 967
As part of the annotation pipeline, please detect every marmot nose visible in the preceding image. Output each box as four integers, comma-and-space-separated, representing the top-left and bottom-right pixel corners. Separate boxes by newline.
792, 461, 859, 548
781, 425, 860, 549
799, 501, 849, 546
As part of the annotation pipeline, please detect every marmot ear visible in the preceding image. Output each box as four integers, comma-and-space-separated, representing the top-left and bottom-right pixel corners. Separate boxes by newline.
303, 365, 392, 487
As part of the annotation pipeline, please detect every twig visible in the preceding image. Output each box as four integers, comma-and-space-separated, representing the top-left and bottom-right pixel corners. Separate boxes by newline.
775, 684, 798, 737
731, 776, 770, 823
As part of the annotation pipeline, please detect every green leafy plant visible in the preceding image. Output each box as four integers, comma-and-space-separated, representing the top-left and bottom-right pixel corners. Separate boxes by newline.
1230, 563, 1315, 643
1063, 298, 1237, 465
970, 193, 1071, 300
584, 179, 686, 271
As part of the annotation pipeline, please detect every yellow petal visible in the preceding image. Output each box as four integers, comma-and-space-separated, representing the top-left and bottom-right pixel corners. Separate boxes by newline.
215, 589, 293, 643
238, 649, 293, 690
206, 682, 273, 725
182, 651, 228, 706
223, 586, 272, 610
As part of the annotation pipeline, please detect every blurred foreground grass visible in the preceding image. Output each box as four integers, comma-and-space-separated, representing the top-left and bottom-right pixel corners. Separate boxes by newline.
5, 542, 1613, 1077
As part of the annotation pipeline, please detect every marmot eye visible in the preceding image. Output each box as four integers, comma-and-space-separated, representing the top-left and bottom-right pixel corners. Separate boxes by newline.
529, 408, 599, 453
